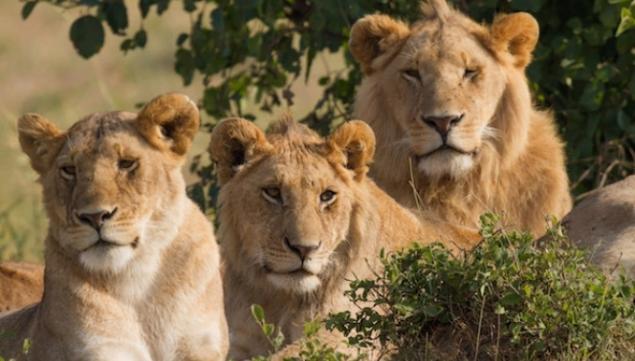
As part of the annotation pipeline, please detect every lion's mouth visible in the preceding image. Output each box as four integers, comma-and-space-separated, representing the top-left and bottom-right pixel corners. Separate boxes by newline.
416, 144, 478, 160
84, 237, 139, 251
263, 264, 315, 277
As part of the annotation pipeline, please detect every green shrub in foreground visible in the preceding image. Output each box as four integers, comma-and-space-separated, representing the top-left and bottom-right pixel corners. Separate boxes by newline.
321, 214, 635, 361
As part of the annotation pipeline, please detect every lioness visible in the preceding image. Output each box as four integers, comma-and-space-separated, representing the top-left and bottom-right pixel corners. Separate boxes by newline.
0, 262, 43, 313
0, 94, 228, 360
209, 117, 480, 359
349, 0, 572, 235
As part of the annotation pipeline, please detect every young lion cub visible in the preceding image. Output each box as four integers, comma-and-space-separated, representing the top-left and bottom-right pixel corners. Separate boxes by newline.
209, 117, 479, 359
0, 94, 228, 361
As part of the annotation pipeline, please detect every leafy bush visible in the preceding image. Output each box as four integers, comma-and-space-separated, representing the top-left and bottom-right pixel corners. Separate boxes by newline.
22, 0, 635, 205
244, 215, 634, 360
249, 304, 359, 361
323, 215, 635, 361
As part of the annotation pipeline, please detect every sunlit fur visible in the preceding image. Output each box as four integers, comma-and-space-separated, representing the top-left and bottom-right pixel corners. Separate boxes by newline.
0, 94, 228, 361
350, 0, 572, 236
0, 262, 43, 312
210, 118, 480, 360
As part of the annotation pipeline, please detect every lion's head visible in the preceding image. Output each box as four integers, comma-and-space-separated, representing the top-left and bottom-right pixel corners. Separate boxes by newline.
210, 118, 374, 294
350, 0, 538, 178
18, 93, 199, 274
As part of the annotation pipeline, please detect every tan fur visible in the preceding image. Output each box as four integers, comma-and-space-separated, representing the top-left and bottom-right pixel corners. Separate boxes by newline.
209, 118, 480, 360
563, 175, 635, 279
0, 262, 43, 313
0, 94, 228, 361
350, 0, 572, 236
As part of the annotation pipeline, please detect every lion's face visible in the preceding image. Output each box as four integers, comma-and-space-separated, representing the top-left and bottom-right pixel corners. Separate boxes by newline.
211, 119, 374, 294
18, 94, 199, 273
350, 1, 539, 178
382, 25, 506, 177
223, 151, 353, 293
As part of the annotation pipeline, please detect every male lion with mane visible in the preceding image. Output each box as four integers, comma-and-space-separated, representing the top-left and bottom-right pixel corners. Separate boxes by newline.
209, 117, 480, 359
0, 94, 228, 361
349, 0, 572, 235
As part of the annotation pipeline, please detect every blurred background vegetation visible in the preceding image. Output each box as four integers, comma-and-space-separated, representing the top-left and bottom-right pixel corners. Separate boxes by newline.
3, 0, 634, 262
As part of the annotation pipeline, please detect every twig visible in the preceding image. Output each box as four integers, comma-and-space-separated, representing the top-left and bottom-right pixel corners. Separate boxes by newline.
473, 295, 486, 361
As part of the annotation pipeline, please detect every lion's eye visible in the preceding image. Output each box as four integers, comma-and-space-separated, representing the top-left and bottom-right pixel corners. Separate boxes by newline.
320, 190, 337, 204
401, 69, 421, 82
262, 187, 282, 204
60, 165, 76, 180
118, 159, 138, 171
464, 68, 478, 80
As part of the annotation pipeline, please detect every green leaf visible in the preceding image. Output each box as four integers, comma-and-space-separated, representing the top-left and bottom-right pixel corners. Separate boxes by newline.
176, 33, 189, 46
500, 292, 522, 306
183, 0, 197, 12
251, 304, 265, 323
175, 48, 195, 85
69, 15, 105, 59
617, 7, 635, 36
134, 29, 147, 48
21, 1, 37, 20
139, 0, 152, 18
102, 0, 128, 35
421, 304, 444, 317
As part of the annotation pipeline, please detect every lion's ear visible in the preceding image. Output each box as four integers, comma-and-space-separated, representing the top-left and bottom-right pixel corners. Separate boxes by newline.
328, 120, 376, 181
490, 13, 539, 68
349, 14, 410, 74
209, 118, 272, 185
18, 114, 64, 174
136, 93, 200, 157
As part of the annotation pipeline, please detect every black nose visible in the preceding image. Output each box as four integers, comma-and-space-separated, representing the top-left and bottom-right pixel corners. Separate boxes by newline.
422, 114, 464, 139
76, 208, 117, 230
285, 238, 321, 261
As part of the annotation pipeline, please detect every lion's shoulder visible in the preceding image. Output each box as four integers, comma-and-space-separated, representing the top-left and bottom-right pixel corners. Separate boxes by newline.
0, 262, 43, 313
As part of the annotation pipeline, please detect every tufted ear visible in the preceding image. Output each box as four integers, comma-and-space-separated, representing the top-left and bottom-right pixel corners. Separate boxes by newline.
209, 118, 273, 185
490, 13, 539, 69
18, 114, 65, 175
136, 93, 200, 157
328, 120, 376, 181
349, 14, 411, 74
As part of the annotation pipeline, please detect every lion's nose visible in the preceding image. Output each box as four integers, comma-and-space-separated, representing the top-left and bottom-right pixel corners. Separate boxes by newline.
76, 207, 118, 230
285, 237, 321, 261
422, 113, 464, 139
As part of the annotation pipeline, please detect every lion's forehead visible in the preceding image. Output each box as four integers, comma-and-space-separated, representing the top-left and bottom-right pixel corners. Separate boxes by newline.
263, 152, 341, 186
407, 25, 492, 68
59, 112, 145, 159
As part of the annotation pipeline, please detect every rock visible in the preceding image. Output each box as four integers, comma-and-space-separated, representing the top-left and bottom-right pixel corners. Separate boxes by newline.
563, 175, 635, 279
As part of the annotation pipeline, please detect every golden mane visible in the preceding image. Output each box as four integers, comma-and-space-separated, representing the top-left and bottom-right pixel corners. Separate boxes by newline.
350, 0, 571, 235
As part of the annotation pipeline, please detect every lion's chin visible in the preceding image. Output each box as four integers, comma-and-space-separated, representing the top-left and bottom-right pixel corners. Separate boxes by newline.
417, 150, 475, 178
266, 272, 321, 293
79, 242, 136, 274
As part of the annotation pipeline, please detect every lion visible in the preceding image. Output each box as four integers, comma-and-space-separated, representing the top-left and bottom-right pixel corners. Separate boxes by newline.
0, 262, 43, 313
349, 0, 572, 236
209, 117, 480, 359
0, 94, 228, 361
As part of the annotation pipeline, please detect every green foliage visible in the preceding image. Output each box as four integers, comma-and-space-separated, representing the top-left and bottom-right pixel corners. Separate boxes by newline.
69, 15, 105, 58
21, 0, 635, 204
249, 304, 360, 361
0, 337, 32, 361
613, 0, 635, 35
325, 214, 635, 361
243, 216, 634, 360
251, 303, 286, 356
